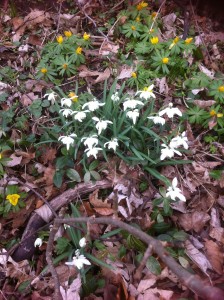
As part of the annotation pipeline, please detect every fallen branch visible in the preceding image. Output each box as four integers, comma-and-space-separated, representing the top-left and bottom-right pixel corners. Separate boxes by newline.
47, 217, 224, 300
11, 179, 112, 261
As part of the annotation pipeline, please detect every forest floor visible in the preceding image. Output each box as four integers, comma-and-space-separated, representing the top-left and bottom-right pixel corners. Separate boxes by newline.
0, 0, 224, 299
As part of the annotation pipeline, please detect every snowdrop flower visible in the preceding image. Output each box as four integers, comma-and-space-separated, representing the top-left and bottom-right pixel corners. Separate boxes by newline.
79, 237, 87, 248
61, 97, 72, 107
73, 110, 89, 122
34, 238, 43, 247
166, 177, 186, 202
136, 84, 156, 100
44, 92, 57, 104
160, 143, 182, 160
148, 115, 166, 125
59, 108, 74, 118
58, 134, 77, 150
159, 103, 182, 118
64, 224, 70, 229
92, 117, 113, 135
169, 132, 188, 149
104, 138, 118, 152
123, 99, 144, 111
82, 99, 105, 111
85, 146, 102, 159
126, 109, 139, 124
111, 92, 120, 102
65, 250, 91, 270
81, 135, 99, 149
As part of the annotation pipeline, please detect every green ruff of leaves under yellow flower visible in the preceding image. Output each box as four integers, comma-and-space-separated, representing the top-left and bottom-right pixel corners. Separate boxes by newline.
76, 47, 83, 55
150, 37, 159, 45
218, 85, 224, 92
57, 35, 64, 44
137, 1, 148, 11
162, 57, 169, 64
6, 194, 20, 206
41, 68, 48, 74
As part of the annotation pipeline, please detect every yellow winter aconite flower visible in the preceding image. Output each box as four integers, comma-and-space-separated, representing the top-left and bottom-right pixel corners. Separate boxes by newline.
174, 37, 179, 44
83, 32, 90, 40
57, 35, 64, 44
6, 194, 20, 206
217, 113, 223, 118
137, 1, 148, 11
150, 36, 159, 44
131, 25, 136, 31
218, 85, 224, 92
162, 57, 169, 64
136, 16, 141, 22
185, 37, 193, 44
64, 31, 72, 37
41, 68, 48, 74
151, 12, 157, 19
69, 92, 78, 102
210, 110, 216, 117
76, 47, 83, 55
131, 72, 137, 78
0, 153, 2, 159
63, 64, 68, 69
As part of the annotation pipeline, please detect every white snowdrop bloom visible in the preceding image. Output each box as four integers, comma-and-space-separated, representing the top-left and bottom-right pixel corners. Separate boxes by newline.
61, 97, 72, 107
123, 99, 144, 111
126, 109, 139, 124
82, 99, 105, 111
159, 103, 182, 118
81, 135, 99, 149
64, 224, 70, 229
166, 177, 186, 202
92, 117, 113, 135
59, 108, 74, 118
79, 237, 87, 248
73, 110, 89, 122
58, 134, 77, 150
111, 92, 120, 102
44, 92, 57, 104
65, 250, 91, 270
160, 143, 182, 160
148, 115, 166, 125
85, 147, 102, 159
169, 132, 188, 149
104, 138, 119, 152
136, 84, 156, 100
34, 238, 43, 247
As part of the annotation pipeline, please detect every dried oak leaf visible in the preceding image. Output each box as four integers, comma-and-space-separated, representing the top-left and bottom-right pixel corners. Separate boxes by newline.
204, 239, 223, 275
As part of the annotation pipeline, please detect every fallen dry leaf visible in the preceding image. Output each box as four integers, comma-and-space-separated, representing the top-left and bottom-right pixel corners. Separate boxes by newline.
185, 240, 212, 274
117, 65, 133, 79
194, 100, 216, 108
6, 153, 22, 167
205, 239, 223, 274
20, 92, 38, 106
24, 10, 51, 29
178, 211, 210, 233
11, 17, 26, 42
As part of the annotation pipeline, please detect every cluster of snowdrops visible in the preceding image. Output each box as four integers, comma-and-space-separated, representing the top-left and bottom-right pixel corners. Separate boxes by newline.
44, 83, 188, 205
